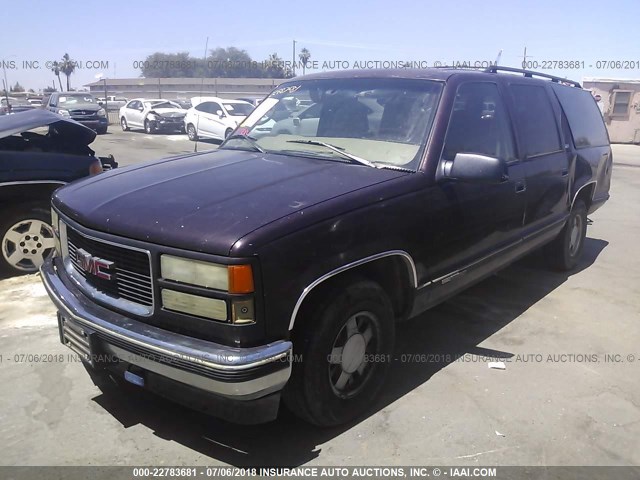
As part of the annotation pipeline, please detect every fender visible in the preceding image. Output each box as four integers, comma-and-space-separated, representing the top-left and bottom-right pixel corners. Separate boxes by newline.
288, 250, 418, 330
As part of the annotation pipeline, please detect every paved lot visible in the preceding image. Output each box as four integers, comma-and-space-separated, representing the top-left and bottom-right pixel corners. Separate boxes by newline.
0, 141, 639, 466
91, 128, 219, 167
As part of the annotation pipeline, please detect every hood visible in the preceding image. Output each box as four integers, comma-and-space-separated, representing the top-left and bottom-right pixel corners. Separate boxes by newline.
0, 109, 96, 145
53, 149, 406, 256
63, 103, 102, 113
151, 108, 186, 118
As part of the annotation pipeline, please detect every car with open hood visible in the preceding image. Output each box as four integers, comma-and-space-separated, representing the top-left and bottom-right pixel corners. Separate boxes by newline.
119, 98, 186, 134
0, 109, 116, 274
41, 67, 611, 427
44, 92, 108, 134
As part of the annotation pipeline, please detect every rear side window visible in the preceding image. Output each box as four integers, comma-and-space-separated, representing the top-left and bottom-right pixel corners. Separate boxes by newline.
510, 85, 562, 158
553, 85, 609, 148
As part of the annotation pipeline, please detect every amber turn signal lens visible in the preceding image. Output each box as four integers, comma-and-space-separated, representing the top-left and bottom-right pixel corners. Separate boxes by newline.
228, 265, 254, 294
89, 160, 103, 176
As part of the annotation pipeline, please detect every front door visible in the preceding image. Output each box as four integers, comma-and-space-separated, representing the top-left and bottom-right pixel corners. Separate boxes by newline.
421, 81, 527, 304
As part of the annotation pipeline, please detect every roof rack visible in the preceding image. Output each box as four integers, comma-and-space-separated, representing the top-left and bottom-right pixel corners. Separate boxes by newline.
484, 66, 582, 88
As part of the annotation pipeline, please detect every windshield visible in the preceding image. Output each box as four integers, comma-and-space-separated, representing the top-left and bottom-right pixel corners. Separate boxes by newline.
227, 78, 442, 170
58, 94, 97, 105
223, 103, 254, 116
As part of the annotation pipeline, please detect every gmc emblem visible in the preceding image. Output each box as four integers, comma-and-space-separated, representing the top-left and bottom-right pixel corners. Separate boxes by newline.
76, 248, 115, 280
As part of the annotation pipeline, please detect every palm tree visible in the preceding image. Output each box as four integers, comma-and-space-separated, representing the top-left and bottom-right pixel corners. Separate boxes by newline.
51, 61, 63, 91
59, 53, 76, 91
299, 48, 311, 75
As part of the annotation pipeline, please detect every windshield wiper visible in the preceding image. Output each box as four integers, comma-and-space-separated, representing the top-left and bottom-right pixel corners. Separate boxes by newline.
223, 133, 265, 153
286, 140, 377, 168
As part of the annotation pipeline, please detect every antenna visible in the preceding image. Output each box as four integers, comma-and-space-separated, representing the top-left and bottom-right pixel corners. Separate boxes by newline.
494, 49, 503, 65
194, 36, 209, 153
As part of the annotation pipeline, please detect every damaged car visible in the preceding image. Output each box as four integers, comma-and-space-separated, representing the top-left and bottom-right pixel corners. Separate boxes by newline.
0, 110, 116, 275
119, 99, 186, 134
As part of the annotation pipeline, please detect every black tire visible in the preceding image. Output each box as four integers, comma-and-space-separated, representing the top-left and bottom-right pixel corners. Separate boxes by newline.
546, 200, 588, 271
121, 117, 129, 131
144, 119, 154, 134
97, 126, 108, 135
283, 278, 395, 426
187, 123, 198, 141
224, 128, 233, 139
0, 204, 55, 275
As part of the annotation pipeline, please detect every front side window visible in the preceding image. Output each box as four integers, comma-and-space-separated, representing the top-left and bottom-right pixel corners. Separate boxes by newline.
229, 78, 442, 170
510, 84, 562, 158
442, 82, 516, 162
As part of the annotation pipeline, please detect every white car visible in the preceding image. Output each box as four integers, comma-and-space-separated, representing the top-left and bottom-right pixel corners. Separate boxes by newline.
119, 98, 186, 134
184, 97, 254, 141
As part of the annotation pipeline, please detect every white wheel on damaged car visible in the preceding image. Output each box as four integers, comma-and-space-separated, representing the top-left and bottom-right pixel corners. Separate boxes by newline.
0, 207, 56, 274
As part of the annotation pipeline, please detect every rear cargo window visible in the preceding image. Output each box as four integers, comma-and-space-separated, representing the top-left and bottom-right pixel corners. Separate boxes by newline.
510, 85, 562, 158
552, 85, 609, 148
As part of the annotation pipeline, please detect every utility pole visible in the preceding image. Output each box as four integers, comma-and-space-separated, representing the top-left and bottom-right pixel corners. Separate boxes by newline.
522, 47, 528, 68
292, 39, 297, 77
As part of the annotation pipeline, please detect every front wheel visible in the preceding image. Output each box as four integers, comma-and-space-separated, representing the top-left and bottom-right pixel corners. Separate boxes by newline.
187, 124, 197, 141
546, 200, 587, 271
0, 205, 55, 275
224, 128, 233, 139
144, 119, 154, 134
283, 278, 395, 426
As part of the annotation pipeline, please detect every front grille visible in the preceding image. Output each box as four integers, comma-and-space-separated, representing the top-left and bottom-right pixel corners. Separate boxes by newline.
66, 227, 153, 308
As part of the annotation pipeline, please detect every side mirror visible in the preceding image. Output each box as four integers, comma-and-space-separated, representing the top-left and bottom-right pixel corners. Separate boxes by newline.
442, 153, 507, 184
216, 110, 225, 118
292, 117, 301, 127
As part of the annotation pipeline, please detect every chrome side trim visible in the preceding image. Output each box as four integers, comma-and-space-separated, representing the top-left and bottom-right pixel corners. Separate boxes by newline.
288, 250, 418, 330
571, 181, 597, 211
0, 180, 66, 188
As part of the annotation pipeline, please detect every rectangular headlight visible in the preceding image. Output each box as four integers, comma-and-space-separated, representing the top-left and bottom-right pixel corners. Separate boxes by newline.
161, 255, 229, 290
161, 289, 227, 321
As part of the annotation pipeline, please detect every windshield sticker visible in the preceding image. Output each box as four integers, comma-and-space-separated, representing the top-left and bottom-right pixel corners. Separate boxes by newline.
270, 85, 301, 98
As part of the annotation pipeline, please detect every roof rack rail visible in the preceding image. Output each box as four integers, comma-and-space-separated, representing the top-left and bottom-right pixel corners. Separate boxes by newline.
484, 65, 582, 88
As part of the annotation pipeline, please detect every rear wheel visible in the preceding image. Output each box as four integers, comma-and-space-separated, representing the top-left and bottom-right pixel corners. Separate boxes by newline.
283, 278, 395, 426
187, 124, 198, 141
0, 205, 55, 275
546, 200, 587, 270
224, 128, 233, 139
144, 119, 154, 134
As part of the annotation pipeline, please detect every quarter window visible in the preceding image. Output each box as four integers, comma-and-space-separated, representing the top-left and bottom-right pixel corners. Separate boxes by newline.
510, 85, 562, 158
443, 82, 516, 162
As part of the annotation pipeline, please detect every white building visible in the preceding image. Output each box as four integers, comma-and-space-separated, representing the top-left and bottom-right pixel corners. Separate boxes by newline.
583, 78, 640, 143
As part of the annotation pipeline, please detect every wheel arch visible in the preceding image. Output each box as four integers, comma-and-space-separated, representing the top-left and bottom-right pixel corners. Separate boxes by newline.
0, 181, 66, 207
288, 251, 418, 331
571, 181, 596, 211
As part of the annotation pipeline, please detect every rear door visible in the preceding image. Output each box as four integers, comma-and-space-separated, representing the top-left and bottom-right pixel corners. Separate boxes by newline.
507, 83, 571, 237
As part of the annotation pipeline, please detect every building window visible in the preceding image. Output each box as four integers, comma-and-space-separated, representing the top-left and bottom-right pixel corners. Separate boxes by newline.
611, 90, 633, 117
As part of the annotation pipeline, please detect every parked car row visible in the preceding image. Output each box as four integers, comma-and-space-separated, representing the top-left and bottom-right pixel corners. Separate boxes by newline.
118, 96, 256, 141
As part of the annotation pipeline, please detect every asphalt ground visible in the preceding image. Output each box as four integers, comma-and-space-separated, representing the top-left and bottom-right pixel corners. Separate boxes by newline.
0, 136, 639, 467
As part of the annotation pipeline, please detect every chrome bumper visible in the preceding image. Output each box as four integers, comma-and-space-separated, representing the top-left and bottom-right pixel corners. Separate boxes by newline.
40, 257, 292, 400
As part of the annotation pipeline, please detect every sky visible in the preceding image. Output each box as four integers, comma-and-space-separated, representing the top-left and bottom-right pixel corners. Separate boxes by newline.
2, 0, 640, 92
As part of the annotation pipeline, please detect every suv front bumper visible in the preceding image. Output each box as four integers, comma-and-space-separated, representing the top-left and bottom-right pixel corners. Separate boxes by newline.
40, 257, 292, 423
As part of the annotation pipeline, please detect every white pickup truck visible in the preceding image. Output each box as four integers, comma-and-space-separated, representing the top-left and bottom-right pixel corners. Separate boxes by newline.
97, 96, 128, 110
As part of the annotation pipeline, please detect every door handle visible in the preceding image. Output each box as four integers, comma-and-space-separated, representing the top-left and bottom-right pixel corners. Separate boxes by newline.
515, 181, 526, 193
561, 169, 569, 177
